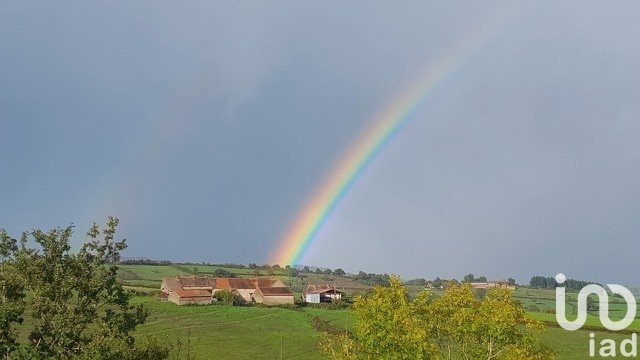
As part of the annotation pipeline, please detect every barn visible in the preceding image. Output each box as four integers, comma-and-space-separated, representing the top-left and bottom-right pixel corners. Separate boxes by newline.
252, 287, 295, 305
161, 275, 292, 306
304, 285, 345, 303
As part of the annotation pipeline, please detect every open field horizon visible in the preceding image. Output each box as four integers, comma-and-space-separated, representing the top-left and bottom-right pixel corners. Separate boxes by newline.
114, 263, 640, 359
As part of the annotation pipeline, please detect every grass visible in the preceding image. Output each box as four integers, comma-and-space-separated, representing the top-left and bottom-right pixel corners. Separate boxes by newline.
133, 297, 324, 359
134, 295, 636, 359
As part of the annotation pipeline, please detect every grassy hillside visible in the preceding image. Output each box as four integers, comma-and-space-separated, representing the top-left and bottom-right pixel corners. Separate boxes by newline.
121, 265, 640, 359
132, 295, 638, 360
133, 297, 324, 359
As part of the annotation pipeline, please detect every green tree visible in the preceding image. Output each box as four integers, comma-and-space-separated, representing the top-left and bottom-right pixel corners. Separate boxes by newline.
472, 288, 552, 359
333, 268, 346, 276
0, 230, 25, 357
463, 274, 475, 283
213, 268, 236, 278
0, 218, 169, 359
322, 279, 554, 360
422, 283, 478, 358
350, 277, 438, 359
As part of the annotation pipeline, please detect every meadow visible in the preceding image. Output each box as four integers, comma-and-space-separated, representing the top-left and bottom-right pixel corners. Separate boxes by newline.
121, 265, 640, 359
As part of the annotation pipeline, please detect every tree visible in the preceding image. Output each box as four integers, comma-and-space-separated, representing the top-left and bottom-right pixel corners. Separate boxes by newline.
324, 268, 333, 275
507, 278, 516, 286
322, 279, 554, 360
476, 276, 487, 282
472, 288, 552, 359
463, 274, 475, 283
333, 268, 346, 276
0, 218, 169, 359
213, 268, 236, 278
302, 266, 310, 273
351, 277, 438, 359
530, 276, 547, 289
316, 268, 323, 274
0, 230, 25, 357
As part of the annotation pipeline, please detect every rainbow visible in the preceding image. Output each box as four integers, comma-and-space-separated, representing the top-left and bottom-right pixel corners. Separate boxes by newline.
269, 6, 524, 266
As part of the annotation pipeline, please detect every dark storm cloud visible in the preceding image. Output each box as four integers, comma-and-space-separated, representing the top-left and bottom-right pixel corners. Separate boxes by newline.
1, 1, 639, 284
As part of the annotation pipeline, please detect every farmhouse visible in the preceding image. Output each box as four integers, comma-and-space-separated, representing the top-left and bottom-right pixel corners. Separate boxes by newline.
161, 276, 215, 305
303, 285, 344, 303
470, 280, 516, 290
214, 277, 286, 303
161, 275, 291, 305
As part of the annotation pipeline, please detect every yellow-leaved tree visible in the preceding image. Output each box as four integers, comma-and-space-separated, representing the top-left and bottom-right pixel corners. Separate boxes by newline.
321, 279, 555, 360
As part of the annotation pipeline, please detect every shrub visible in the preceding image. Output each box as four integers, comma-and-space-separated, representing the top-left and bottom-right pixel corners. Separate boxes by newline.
214, 290, 235, 305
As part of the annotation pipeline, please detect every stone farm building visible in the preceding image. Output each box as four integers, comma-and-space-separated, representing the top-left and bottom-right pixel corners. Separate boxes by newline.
161, 276, 293, 305
303, 285, 344, 303
470, 280, 516, 290
252, 287, 296, 306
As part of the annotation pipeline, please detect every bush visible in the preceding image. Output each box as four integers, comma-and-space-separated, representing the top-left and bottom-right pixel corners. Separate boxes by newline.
214, 290, 235, 305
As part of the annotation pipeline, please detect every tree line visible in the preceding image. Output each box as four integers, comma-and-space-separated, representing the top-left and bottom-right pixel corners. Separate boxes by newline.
529, 275, 594, 291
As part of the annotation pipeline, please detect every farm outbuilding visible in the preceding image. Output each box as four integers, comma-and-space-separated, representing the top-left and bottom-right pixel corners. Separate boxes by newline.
161, 275, 292, 306
470, 280, 516, 290
252, 287, 295, 305
303, 285, 345, 304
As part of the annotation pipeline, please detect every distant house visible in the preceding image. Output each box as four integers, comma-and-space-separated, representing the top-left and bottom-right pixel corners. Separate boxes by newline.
304, 285, 345, 303
214, 277, 285, 303
470, 280, 516, 290
252, 287, 295, 305
161, 276, 291, 306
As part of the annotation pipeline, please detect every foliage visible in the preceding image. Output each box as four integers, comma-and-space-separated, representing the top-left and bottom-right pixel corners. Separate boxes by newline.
405, 278, 428, 286
322, 279, 554, 360
0, 218, 169, 359
214, 290, 235, 305
0, 230, 25, 357
212, 268, 237, 278
529, 275, 593, 291
462, 274, 488, 283
333, 268, 346, 276
339, 277, 438, 359
352, 271, 390, 286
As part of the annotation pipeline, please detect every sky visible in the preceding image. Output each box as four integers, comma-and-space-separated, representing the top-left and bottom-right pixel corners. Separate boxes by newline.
2, 2, 640, 285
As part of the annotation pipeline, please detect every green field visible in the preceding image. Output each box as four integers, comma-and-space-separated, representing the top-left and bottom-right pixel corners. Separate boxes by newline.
132, 296, 638, 359
133, 297, 325, 359
120, 266, 640, 359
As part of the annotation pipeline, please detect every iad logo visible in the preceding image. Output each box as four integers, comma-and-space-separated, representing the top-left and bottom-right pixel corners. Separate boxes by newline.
555, 273, 636, 331
555, 273, 639, 357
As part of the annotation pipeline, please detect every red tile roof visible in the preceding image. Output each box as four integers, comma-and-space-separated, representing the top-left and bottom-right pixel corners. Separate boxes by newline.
258, 287, 294, 296
162, 276, 291, 299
